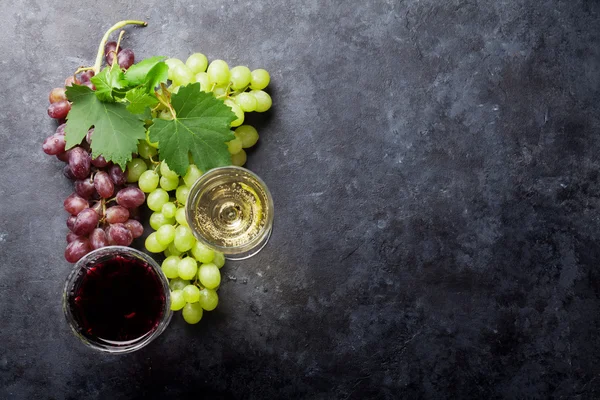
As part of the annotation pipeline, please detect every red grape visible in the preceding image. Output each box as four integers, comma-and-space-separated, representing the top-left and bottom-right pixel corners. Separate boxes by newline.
72, 208, 99, 236
124, 219, 144, 238
65, 238, 91, 263
90, 228, 108, 250
74, 179, 96, 199
64, 76, 81, 87
116, 187, 145, 208
49, 88, 67, 103
48, 101, 71, 119
109, 164, 126, 186
94, 171, 114, 199
105, 41, 121, 65
80, 70, 95, 83
66, 232, 81, 243
64, 193, 89, 215
91, 155, 109, 168
105, 206, 130, 224
106, 223, 133, 246
42, 134, 66, 155
67, 147, 91, 179
118, 49, 135, 70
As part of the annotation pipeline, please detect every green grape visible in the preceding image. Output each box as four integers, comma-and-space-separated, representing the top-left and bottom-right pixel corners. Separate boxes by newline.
230, 65, 252, 90
212, 85, 228, 97
250, 69, 270, 90
137, 141, 158, 159
169, 278, 190, 291
126, 158, 148, 183
198, 288, 219, 311
160, 162, 179, 180
175, 207, 188, 226
198, 263, 221, 289
231, 149, 247, 166
145, 232, 168, 253
250, 90, 272, 112
176, 185, 190, 205
183, 284, 201, 303
195, 72, 210, 92
191, 241, 215, 264
160, 175, 179, 191
234, 92, 257, 112
165, 58, 185, 80
212, 251, 225, 268
170, 290, 186, 311
138, 170, 159, 193
174, 225, 195, 252
207, 59, 230, 85
178, 256, 198, 280
226, 137, 243, 154
183, 165, 203, 187
234, 125, 259, 148
224, 99, 244, 127
171, 64, 194, 86
167, 241, 183, 257
182, 302, 203, 324
156, 224, 176, 246
162, 202, 177, 218
149, 212, 175, 230
147, 188, 170, 211
161, 255, 181, 279
186, 53, 208, 74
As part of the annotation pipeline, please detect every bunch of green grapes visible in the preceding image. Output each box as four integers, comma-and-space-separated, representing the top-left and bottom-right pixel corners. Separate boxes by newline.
163, 53, 268, 165
127, 146, 225, 324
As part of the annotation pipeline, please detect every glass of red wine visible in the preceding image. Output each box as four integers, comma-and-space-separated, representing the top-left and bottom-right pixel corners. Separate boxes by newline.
63, 246, 172, 353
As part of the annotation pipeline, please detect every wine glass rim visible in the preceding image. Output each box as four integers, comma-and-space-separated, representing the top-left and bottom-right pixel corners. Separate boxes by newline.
185, 166, 274, 257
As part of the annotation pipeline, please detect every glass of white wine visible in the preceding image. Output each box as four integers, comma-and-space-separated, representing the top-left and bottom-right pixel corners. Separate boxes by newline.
185, 166, 274, 260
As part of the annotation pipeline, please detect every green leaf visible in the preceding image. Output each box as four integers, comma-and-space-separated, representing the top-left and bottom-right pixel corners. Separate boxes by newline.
144, 62, 169, 92
64, 85, 146, 168
125, 87, 159, 114
124, 56, 168, 91
90, 67, 127, 102
148, 83, 236, 175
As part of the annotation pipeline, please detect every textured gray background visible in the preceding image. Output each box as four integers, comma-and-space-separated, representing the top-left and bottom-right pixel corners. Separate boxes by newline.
1, 0, 600, 399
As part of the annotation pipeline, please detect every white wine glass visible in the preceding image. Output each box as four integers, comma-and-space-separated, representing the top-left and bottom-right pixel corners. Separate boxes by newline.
185, 166, 274, 260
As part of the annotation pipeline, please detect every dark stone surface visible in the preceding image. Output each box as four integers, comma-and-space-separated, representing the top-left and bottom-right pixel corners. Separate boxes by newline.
1, 0, 600, 398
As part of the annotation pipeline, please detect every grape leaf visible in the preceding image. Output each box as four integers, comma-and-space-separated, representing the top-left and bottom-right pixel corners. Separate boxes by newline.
64, 84, 146, 168
125, 87, 159, 114
90, 67, 127, 102
148, 83, 235, 175
124, 56, 168, 92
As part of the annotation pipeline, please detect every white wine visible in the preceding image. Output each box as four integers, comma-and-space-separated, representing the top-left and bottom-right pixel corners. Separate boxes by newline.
186, 166, 273, 260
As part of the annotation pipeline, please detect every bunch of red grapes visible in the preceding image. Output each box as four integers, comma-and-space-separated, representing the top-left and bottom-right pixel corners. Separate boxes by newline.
43, 42, 142, 263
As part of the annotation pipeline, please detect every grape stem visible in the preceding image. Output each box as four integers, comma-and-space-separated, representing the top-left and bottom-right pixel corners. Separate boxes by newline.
93, 20, 147, 74
148, 155, 161, 166
156, 83, 177, 119
74, 66, 95, 75
215, 83, 233, 100
106, 30, 127, 72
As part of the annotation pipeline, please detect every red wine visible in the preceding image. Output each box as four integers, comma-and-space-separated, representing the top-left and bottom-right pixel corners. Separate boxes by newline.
68, 253, 166, 343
